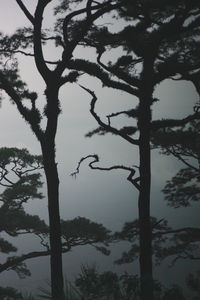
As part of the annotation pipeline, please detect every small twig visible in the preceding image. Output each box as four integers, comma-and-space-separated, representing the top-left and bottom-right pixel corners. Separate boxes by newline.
0, 49, 59, 65
167, 146, 199, 172
36, 233, 50, 251
152, 218, 165, 229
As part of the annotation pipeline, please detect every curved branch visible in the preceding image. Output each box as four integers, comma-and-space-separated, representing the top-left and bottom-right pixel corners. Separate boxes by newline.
71, 154, 140, 191
86, 0, 93, 19
33, 0, 52, 81
55, 1, 123, 77
79, 84, 139, 145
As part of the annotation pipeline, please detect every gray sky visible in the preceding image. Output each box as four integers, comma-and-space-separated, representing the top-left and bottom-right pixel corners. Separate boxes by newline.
0, 1, 199, 296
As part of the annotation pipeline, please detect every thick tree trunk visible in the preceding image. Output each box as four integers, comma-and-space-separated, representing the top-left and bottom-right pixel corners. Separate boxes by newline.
42, 142, 64, 300
138, 57, 154, 300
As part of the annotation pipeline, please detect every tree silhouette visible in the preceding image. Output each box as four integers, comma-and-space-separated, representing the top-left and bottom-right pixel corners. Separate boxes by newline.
113, 217, 200, 268
67, 1, 200, 298
75, 265, 140, 300
151, 119, 200, 208
0, 148, 111, 295
74, 264, 195, 300
0, 1, 124, 298
0, 147, 47, 295
73, 116, 200, 299
1, 1, 200, 298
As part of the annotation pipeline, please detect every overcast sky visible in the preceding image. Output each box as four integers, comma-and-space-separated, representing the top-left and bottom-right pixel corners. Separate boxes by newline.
0, 1, 199, 297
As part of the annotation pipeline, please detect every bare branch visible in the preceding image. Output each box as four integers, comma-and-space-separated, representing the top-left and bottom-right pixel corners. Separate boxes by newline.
165, 146, 199, 172
16, 0, 35, 25
79, 84, 139, 145
35, 233, 50, 251
33, 1, 52, 81
71, 154, 140, 191
86, 0, 93, 19
0, 168, 14, 187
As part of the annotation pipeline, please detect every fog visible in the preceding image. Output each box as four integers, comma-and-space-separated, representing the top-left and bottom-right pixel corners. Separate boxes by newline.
0, 1, 199, 299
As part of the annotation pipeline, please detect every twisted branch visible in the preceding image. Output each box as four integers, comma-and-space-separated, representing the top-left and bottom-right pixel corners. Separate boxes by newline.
71, 154, 140, 191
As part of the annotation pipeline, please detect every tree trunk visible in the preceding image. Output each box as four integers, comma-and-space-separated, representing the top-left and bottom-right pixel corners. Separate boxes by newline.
138, 107, 153, 300
138, 57, 154, 300
40, 83, 64, 300
42, 142, 65, 300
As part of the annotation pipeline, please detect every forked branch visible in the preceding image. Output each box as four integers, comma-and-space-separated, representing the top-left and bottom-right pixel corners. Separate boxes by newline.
79, 84, 139, 145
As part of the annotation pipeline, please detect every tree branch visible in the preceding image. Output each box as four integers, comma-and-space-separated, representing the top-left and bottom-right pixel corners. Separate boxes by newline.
33, 0, 52, 81
151, 113, 200, 131
67, 59, 139, 96
165, 146, 199, 172
0, 71, 44, 141
61, 1, 112, 46
79, 84, 139, 145
97, 50, 141, 88
71, 154, 140, 191
16, 0, 35, 25
154, 227, 200, 237
0, 48, 59, 65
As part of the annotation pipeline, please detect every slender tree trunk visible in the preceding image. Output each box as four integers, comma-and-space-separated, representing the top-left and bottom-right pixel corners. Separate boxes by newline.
42, 142, 64, 300
138, 57, 154, 300
41, 84, 64, 300
138, 106, 153, 300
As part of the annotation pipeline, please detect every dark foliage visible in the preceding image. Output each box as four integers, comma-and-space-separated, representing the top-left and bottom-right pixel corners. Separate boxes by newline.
151, 119, 200, 207
113, 217, 200, 266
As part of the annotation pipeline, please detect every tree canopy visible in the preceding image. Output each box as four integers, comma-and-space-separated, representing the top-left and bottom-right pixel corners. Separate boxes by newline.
0, 148, 111, 287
